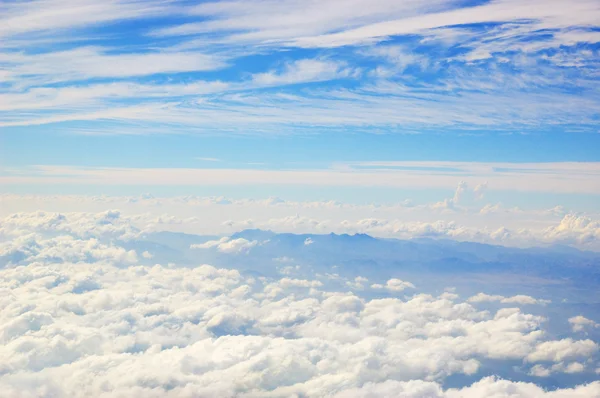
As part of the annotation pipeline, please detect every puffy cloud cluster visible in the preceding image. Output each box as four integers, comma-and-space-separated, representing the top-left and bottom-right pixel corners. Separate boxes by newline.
0, 211, 139, 268
543, 214, 600, 247
0, 211, 599, 397
529, 362, 587, 377
371, 278, 415, 292
433, 180, 487, 210
0, 210, 139, 241
223, 214, 600, 251
569, 315, 600, 333
526, 338, 598, 363
191, 237, 260, 254
2, 195, 600, 250
1, 258, 599, 397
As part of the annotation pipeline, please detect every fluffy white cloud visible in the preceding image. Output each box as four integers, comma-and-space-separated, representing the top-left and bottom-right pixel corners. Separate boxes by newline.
333, 376, 600, 397
371, 278, 416, 292
530, 362, 587, 377
526, 338, 598, 363
2, 196, 600, 251
543, 214, 600, 246
0, 211, 599, 397
0, 210, 139, 241
191, 237, 259, 254
569, 315, 599, 333
473, 182, 488, 200
1, 255, 596, 397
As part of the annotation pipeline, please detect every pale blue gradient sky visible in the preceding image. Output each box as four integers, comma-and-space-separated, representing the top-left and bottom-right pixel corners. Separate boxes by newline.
1, 0, 600, 211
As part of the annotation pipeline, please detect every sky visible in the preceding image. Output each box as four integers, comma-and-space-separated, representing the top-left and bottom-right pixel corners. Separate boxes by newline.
2, 0, 600, 249
2, 2, 600, 396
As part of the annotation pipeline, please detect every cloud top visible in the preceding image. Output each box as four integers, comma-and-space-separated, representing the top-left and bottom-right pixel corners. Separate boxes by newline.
1, 211, 599, 396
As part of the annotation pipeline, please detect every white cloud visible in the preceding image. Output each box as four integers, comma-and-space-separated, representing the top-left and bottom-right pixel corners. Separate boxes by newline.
452, 181, 468, 204
141, 250, 153, 259
277, 277, 323, 289
0, 0, 170, 39
333, 376, 600, 397
191, 237, 259, 254
2, 48, 225, 85
346, 276, 369, 290
149, 0, 600, 53
1, 199, 600, 251
362, 45, 429, 74
468, 293, 550, 306
529, 362, 587, 377
569, 315, 599, 333
5, 79, 598, 132
526, 338, 599, 363
288, 0, 600, 48
251, 59, 355, 86
371, 278, 416, 292
5, 161, 600, 196
196, 157, 222, 162
0, 212, 599, 396
2, 0, 599, 135
473, 182, 488, 200
151, 0, 454, 42
543, 214, 600, 246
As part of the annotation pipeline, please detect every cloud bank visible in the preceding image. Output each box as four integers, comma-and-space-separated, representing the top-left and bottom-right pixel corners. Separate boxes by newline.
2, 195, 600, 250
1, 211, 599, 396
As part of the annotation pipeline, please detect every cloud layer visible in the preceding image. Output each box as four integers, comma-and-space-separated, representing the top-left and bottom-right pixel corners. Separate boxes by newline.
1, 211, 599, 396
2, 194, 600, 250
1, 0, 599, 133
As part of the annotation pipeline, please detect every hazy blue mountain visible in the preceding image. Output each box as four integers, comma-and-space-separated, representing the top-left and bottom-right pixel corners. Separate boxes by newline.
128, 229, 600, 303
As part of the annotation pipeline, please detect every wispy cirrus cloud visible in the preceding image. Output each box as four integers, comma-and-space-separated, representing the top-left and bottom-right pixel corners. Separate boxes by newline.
149, 0, 600, 51
1, 0, 598, 134
0, 0, 171, 40
1, 47, 226, 85
149, 0, 456, 42
251, 58, 357, 86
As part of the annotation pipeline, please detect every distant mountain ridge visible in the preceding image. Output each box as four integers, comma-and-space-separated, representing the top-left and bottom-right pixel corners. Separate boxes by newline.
130, 229, 600, 296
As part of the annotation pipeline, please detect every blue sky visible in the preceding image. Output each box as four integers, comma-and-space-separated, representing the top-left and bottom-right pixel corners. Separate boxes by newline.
1, 0, 600, 210
4, 3, 600, 393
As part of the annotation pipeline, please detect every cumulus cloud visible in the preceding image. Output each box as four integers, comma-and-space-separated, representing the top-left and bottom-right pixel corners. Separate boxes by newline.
141, 250, 153, 259
191, 237, 259, 254
371, 278, 416, 292
435, 181, 489, 210
453, 181, 469, 205
0, 211, 599, 397
346, 276, 369, 290
333, 376, 600, 397
473, 182, 488, 200
3, 196, 600, 251
543, 214, 600, 246
569, 315, 599, 333
526, 338, 598, 363
530, 361, 587, 377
